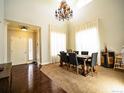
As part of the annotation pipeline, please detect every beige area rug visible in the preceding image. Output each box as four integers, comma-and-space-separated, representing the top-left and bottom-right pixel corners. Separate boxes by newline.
41, 63, 124, 93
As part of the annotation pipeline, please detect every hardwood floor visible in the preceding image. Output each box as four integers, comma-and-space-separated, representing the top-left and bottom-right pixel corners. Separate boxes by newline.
11, 63, 67, 93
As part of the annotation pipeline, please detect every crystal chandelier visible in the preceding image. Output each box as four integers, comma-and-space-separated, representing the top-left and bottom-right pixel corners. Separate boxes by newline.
55, 0, 73, 21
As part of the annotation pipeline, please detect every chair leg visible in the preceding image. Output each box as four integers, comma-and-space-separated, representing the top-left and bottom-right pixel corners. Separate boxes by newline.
66, 63, 68, 70
70, 64, 73, 71
81, 65, 84, 74
94, 66, 98, 75
91, 67, 94, 77
76, 67, 79, 74
70, 64, 71, 69
87, 66, 90, 73
67, 63, 70, 70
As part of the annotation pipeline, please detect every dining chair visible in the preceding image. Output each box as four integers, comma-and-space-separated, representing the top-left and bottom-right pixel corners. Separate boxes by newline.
60, 51, 69, 68
86, 52, 98, 76
67, 49, 73, 53
68, 53, 81, 74
73, 51, 79, 55
81, 51, 89, 55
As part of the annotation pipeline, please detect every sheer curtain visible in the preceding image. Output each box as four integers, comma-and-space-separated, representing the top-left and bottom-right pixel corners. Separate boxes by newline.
50, 32, 66, 63
76, 27, 99, 55
75, 20, 100, 64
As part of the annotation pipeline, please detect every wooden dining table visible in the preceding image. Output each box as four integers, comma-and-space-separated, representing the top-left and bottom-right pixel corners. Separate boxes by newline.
59, 54, 91, 76
77, 55, 91, 76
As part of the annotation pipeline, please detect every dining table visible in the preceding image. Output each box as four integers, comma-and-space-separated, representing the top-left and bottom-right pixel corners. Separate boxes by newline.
77, 55, 91, 76
59, 54, 91, 76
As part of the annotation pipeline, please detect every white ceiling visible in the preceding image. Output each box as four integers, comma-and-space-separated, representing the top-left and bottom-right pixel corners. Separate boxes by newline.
55, 0, 93, 9
41, 0, 93, 10
6, 0, 93, 30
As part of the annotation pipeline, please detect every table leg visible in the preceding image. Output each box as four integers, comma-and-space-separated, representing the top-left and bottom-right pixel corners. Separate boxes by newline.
82, 61, 87, 76
60, 60, 63, 67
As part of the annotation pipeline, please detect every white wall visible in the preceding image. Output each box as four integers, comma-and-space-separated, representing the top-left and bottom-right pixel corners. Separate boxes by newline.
0, 0, 4, 64
4, 0, 67, 64
69, 0, 124, 53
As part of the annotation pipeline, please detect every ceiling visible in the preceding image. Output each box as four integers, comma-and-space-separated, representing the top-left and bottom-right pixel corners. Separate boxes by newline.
55, 0, 93, 9
6, 0, 93, 31
41, 0, 93, 10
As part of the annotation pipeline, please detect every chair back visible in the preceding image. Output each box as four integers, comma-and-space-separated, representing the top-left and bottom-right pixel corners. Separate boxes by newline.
60, 51, 68, 63
91, 53, 98, 67
73, 51, 79, 55
81, 51, 89, 55
67, 49, 73, 53
68, 53, 78, 66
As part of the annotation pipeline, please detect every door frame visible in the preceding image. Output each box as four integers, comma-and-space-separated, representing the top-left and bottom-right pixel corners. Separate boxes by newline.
4, 19, 42, 65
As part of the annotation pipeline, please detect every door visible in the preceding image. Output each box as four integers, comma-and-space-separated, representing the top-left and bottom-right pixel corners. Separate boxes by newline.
11, 36, 28, 65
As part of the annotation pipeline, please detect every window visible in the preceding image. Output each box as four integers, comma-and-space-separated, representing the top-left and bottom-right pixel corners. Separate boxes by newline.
50, 32, 66, 59
76, 27, 99, 55
28, 38, 33, 60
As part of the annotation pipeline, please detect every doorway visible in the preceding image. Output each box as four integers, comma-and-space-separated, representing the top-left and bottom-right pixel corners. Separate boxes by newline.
7, 21, 41, 65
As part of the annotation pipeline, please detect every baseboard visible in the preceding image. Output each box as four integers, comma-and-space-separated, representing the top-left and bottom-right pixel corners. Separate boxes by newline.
41, 62, 51, 65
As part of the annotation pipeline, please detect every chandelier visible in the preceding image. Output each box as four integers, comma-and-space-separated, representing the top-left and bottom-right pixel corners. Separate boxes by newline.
55, 0, 73, 21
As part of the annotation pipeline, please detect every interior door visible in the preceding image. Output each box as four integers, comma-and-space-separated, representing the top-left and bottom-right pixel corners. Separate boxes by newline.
11, 36, 28, 65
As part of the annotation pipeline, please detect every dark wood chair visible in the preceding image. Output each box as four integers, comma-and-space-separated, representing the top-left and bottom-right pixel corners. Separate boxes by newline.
73, 51, 79, 55
81, 51, 89, 55
86, 53, 98, 76
68, 53, 81, 74
67, 49, 72, 53
60, 51, 69, 68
